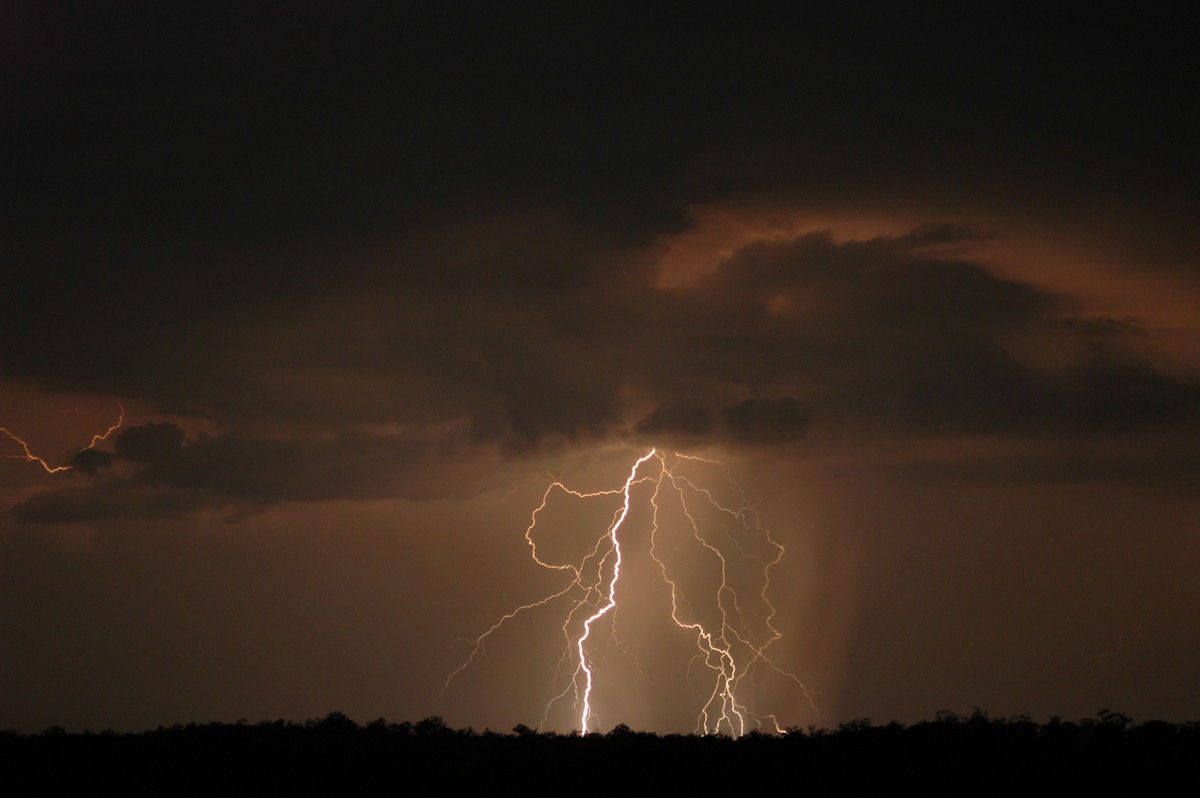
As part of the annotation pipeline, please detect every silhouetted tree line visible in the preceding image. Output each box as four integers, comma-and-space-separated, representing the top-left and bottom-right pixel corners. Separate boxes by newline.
4, 709, 1198, 794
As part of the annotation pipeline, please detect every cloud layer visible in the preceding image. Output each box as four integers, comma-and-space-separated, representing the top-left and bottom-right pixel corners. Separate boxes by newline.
10, 222, 1197, 523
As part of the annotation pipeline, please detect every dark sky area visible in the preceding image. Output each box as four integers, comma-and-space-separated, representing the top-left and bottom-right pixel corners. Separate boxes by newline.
3, 3, 1199, 734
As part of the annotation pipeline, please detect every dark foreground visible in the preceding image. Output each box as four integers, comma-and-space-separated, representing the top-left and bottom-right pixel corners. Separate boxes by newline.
5, 711, 1198, 795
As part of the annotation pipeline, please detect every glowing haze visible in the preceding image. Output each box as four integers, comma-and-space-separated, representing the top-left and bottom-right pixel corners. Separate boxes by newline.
2, 6, 1199, 735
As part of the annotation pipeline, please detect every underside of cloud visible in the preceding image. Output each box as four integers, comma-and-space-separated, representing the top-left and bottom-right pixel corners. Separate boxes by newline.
633, 397, 810, 446
6, 222, 1198, 524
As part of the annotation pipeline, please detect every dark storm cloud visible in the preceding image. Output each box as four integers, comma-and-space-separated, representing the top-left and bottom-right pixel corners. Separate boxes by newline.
661, 231, 1200, 439
888, 433, 1200, 495
11, 483, 215, 524
633, 401, 716, 439
487, 368, 623, 454
698, 231, 1051, 328
2, 5, 700, 401
9, 214, 1199, 527
124, 431, 425, 504
894, 223, 993, 250
4, 4, 1198, 522
1069, 359, 1200, 433
631, 397, 809, 447
7, 2, 1195, 397
67, 448, 113, 475
67, 423, 193, 474
10, 424, 503, 523
115, 422, 187, 465
408, 225, 1196, 452
720, 397, 811, 444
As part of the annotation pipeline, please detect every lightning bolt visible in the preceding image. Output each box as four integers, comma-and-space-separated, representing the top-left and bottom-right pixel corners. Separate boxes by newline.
446, 447, 819, 736
1, 401, 125, 474
575, 449, 656, 733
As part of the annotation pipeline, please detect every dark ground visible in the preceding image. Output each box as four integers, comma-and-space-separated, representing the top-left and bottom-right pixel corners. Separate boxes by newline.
5, 710, 1198, 795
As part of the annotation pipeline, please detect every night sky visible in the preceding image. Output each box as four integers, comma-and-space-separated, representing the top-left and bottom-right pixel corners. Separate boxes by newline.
3, 4, 1199, 734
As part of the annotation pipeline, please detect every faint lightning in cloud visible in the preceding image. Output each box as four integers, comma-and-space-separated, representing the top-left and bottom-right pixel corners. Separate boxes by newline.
1, 401, 125, 474
445, 448, 818, 736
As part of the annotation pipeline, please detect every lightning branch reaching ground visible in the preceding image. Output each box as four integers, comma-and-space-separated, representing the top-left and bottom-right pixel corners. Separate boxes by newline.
1, 401, 125, 474
445, 448, 819, 736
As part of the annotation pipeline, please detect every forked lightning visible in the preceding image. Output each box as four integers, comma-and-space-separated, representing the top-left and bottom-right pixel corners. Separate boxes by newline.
1, 401, 125, 474
445, 448, 818, 736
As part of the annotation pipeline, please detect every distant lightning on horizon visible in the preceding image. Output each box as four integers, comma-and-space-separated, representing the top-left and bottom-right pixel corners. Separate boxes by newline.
445, 448, 818, 736
1, 401, 125, 474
